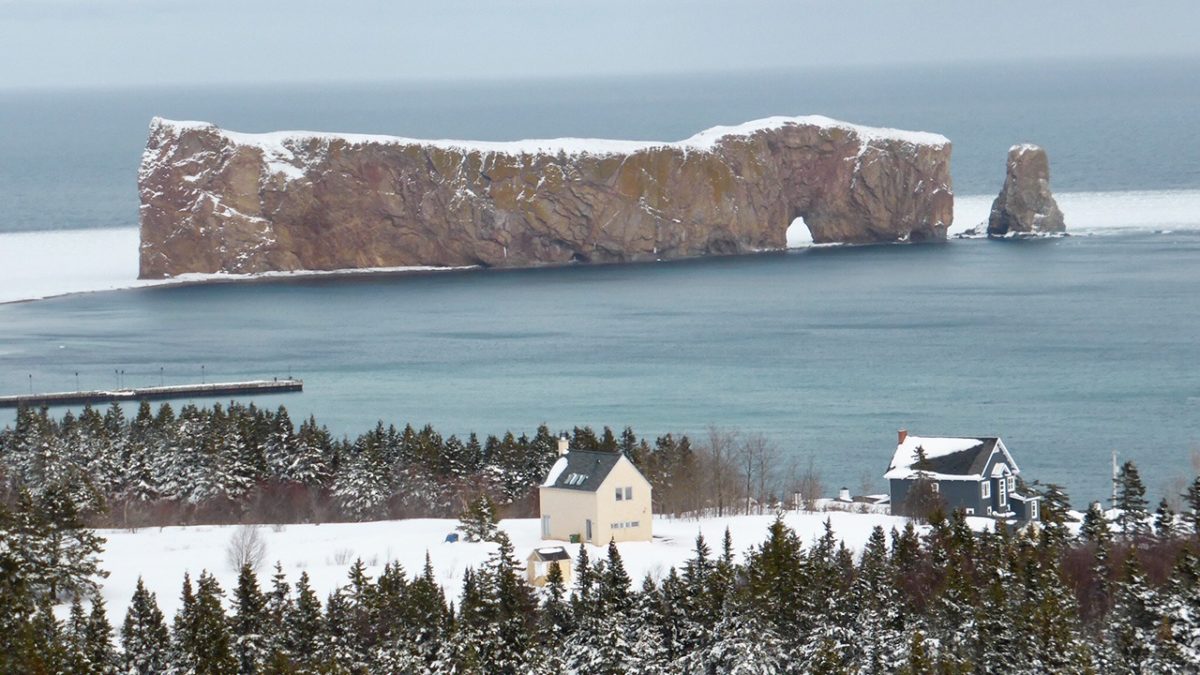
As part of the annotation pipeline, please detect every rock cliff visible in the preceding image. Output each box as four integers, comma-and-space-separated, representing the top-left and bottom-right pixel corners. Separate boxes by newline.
138, 116, 954, 278
987, 144, 1065, 236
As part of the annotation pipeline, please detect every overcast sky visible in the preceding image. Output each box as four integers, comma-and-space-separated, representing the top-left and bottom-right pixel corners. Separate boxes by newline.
1, 0, 1196, 89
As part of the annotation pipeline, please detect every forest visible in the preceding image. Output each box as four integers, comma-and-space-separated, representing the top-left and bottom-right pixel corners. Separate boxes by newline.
5, 403, 1200, 673
0, 401, 808, 528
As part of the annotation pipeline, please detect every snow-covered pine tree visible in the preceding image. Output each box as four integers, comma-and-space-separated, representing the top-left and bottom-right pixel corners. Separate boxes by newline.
230, 564, 269, 675
284, 572, 323, 671
456, 493, 500, 543
851, 526, 907, 674
121, 577, 170, 675
264, 406, 297, 481
189, 571, 237, 673
1114, 460, 1150, 539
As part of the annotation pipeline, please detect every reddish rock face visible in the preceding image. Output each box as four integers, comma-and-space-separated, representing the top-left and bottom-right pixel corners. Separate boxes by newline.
138, 116, 954, 278
987, 144, 1065, 236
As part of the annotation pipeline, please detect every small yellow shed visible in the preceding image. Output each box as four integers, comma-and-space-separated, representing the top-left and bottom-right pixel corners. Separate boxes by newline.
526, 546, 573, 587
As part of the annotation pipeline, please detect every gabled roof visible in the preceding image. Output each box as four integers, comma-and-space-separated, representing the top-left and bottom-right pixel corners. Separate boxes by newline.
528, 546, 571, 562
884, 435, 1019, 481
541, 450, 624, 492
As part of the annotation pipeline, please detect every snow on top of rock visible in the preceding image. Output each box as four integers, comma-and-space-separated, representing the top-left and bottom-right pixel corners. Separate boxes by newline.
1009, 143, 1043, 154
149, 115, 949, 171
541, 456, 569, 488
883, 434, 985, 481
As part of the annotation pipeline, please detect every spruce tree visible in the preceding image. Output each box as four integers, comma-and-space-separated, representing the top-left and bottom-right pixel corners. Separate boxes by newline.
285, 572, 323, 670
231, 564, 269, 674
1114, 460, 1150, 539
457, 493, 500, 542
121, 577, 170, 675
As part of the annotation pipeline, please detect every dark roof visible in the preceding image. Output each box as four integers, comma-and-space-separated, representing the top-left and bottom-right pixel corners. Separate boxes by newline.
921, 438, 999, 477
529, 547, 571, 562
885, 435, 1019, 481
542, 449, 623, 492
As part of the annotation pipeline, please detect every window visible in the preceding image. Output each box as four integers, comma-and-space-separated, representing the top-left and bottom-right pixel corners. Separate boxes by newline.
1007, 476, 1015, 491
625, 486, 633, 500
931, 482, 940, 493
629, 521, 639, 528
1031, 501, 1039, 519
615, 487, 623, 501
981, 481, 990, 499
965, 508, 975, 516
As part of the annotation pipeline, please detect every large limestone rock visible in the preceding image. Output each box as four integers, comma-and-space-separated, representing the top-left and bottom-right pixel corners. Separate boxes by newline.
138, 116, 954, 278
987, 144, 1065, 236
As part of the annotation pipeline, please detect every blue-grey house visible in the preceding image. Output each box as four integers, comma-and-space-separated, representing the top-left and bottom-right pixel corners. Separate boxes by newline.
884, 430, 1040, 522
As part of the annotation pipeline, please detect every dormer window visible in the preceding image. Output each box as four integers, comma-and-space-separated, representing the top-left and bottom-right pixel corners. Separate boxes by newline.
981, 481, 991, 499
1006, 476, 1015, 491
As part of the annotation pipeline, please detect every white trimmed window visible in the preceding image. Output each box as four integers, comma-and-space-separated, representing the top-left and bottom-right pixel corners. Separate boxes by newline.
981, 481, 991, 499
1007, 476, 1015, 491
1031, 501, 1039, 519
615, 487, 623, 501
965, 508, 975, 515
625, 486, 633, 500
931, 482, 940, 493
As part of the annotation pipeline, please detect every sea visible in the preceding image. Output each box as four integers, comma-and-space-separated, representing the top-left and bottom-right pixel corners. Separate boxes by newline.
1, 59, 1198, 505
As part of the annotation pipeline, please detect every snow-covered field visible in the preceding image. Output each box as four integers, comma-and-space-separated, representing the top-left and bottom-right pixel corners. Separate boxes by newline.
95, 511, 909, 621
4, 188, 1199, 305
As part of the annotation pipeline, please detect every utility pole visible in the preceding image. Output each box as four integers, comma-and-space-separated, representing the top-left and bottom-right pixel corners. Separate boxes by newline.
160, 366, 164, 387
201, 365, 205, 384
1111, 449, 1118, 508
28, 373, 32, 394
75, 371, 79, 390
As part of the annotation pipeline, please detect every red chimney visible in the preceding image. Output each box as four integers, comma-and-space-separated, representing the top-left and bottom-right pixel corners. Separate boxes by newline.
898, 429, 908, 445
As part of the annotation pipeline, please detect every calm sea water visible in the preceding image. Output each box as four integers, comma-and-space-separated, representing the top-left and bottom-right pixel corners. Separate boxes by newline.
1, 60, 1199, 505
3, 234, 1200, 504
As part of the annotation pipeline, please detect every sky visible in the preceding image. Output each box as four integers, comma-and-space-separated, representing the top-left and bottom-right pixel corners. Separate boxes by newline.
0, 0, 1197, 89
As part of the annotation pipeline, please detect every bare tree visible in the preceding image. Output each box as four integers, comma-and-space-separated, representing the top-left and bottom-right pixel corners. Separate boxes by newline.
701, 426, 739, 516
226, 524, 268, 572
737, 433, 779, 514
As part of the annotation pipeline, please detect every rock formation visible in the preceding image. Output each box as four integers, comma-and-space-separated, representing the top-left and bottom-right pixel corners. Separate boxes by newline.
987, 144, 1065, 236
138, 116, 954, 278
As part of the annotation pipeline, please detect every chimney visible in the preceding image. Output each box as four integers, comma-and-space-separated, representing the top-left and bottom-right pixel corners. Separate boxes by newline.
898, 429, 908, 445
838, 487, 851, 502
557, 435, 570, 456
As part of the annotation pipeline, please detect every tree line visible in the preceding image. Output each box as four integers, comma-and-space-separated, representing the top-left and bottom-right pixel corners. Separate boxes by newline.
0, 403, 807, 529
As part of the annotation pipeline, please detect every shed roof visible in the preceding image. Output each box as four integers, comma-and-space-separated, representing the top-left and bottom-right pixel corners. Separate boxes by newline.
884, 435, 1018, 481
528, 546, 571, 562
541, 450, 624, 492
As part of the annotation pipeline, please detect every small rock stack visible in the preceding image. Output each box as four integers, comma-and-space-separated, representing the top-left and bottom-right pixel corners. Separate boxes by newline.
987, 144, 1065, 236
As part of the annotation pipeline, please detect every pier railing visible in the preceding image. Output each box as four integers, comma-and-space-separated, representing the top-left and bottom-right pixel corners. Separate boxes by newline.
0, 379, 303, 408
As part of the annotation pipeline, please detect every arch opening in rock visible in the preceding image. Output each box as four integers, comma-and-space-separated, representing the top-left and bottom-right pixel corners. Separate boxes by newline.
786, 215, 815, 249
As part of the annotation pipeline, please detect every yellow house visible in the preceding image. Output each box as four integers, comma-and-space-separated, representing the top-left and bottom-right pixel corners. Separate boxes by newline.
538, 437, 653, 545
526, 546, 572, 587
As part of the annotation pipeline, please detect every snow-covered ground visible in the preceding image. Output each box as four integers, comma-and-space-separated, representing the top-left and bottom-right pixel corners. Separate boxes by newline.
4, 188, 1199, 305
94, 511, 909, 621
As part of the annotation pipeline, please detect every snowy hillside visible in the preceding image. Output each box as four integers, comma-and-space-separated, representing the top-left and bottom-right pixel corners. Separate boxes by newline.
97, 511, 910, 620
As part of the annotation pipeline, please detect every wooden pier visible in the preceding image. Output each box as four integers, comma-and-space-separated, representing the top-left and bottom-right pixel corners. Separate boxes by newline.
0, 378, 303, 409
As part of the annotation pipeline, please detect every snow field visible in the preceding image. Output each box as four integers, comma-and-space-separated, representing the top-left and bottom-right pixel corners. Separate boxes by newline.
96, 511, 910, 622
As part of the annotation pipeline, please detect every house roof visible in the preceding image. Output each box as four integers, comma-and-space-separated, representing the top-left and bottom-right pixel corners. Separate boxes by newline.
540, 450, 624, 492
884, 435, 1019, 481
529, 546, 571, 562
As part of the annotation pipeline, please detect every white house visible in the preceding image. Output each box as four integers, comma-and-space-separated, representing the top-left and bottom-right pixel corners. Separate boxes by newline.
538, 437, 653, 545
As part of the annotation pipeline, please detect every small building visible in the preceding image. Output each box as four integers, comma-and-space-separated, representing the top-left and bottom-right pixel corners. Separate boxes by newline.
884, 430, 1040, 521
538, 436, 653, 545
526, 546, 572, 587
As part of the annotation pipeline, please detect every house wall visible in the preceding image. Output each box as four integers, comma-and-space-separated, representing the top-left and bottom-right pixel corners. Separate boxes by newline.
593, 458, 653, 544
538, 487, 598, 543
539, 455, 653, 545
891, 477, 987, 516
